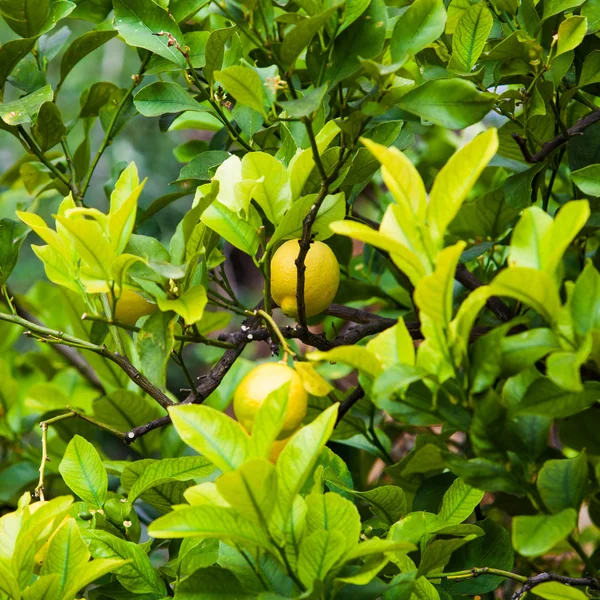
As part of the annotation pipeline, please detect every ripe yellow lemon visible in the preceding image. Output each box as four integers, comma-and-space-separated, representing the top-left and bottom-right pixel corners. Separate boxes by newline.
114, 289, 157, 326
233, 362, 308, 438
270, 240, 340, 318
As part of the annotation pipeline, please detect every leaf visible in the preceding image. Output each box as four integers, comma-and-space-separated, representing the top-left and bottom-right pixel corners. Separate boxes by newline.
0, 218, 29, 285
113, 0, 186, 67
241, 152, 291, 224
22, 574, 59, 600
307, 346, 383, 378
40, 519, 90, 596
443, 519, 514, 595
0, 84, 53, 126
58, 434, 107, 507
175, 567, 255, 599
216, 458, 277, 523
201, 201, 261, 257
428, 128, 498, 247
556, 16, 587, 56
543, 0, 586, 20
59, 29, 118, 86
269, 193, 344, 248
31, 101, 65, 151
512, 508, 577, 557
571, 164, 600, 196
0, 0, 49, 37
398, 79, 496, 130
214, 66, 265, 116
579, 50, 600, 88
533, 582, 589, 600
438, 479, 484, 526
452, 3, 493, 71
156, 285, 207, 325
134, 81, 208, 116
537, 451, 588, 513
278, 84, 328, 118
306, 492, 361, 552
148, 504, 276, 551
168, 403, 250, 473
128, 456, 214, 503
517, 379, 600, 418
62, 558, 130, 600
176, 150, 230, 182
273, 404, 338, 531
418, 535, 477, 576
82, 529, 166, 595
279, 5, 340, 67
0, 37, 37, 92
390, 0, 447, 67
297, 530, 346, 587
248, 383, 290, 458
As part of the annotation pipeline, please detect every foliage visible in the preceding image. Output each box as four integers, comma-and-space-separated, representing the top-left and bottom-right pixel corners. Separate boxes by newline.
1, 0, 600, 598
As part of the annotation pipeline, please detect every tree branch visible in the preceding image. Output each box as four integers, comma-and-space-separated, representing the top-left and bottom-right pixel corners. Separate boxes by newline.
512, 109, 600, 164
511, 573, 600, 599
336, 385, 365, 424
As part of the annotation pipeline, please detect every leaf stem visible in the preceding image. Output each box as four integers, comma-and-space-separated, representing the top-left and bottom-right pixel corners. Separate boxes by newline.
256, 309, 295, 362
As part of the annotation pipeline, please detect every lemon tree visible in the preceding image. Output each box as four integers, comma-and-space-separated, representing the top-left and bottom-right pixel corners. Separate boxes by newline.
1, 0, 600, 598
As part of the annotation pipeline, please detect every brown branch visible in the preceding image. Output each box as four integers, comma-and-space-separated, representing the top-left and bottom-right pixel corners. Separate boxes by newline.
455, 264, 512, 322
511, 573, 600, 600
512, 109, 600, 164
336, 385, 365, 424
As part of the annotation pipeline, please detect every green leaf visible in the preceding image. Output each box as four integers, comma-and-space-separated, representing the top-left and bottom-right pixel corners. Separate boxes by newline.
398, 79, 496, 130
278, 84, 328, 118
543, 0, 586, 20
443, 519, 514, 595
537, 451, 588, 513
0, 0, 49, 37
0, 218, 29, 285
201, 201, 261, 257
22, 575, 59, 600
516, 379, 600, 418
58, 434, 108, 507
533, 582, 589, 600
148, 504, 276, 551
156, 285, 207, 325
82, 529, 166, 595
279, 4, 340, 67
62, 558, 130, 600
428, 129, 498, 247
307, 346, 383, 378
248, 383, 290, 458
452, 3, 493, 71
579, 50, 600, 88
298, 530, 346, 587
306, 492, 361, 552
31, 101, 65, 151
134, 81, 208, 116
269, 193, 344, 249
512, 508, 577, 557
128, 456, 214, 503
176, 150, 230, 183
168, 403, 250, 473
418, 535, 477, 576
214, 66, 265, 116
216, 457, 277, 523
0, 84, 53, 126
571, 164, 600, 196
0, 37, 37, 92
556, 16, 587, 56
113, 0, 186, 67
241, 152, 291, 224
273, 404, 338, 531
134, 310, 176, 390
175, 567, 255, 599
59, 29, 118, 87
438, 479, 484, 526
40, 518, 90, 597
390, 0, 446, 67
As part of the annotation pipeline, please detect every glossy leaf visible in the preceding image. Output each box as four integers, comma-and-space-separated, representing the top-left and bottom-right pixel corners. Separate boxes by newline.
452, 3, 493, 71
512, 509, 577, 556
214, 66, 266, 116
134, 81, 208, 116
0, 84, 53, 126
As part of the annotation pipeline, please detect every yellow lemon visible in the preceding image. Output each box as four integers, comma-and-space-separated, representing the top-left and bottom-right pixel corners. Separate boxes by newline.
114, 289, 157, 326
270, 240, 340, 318
233, 362, 308, 438
269, 431, 297, 463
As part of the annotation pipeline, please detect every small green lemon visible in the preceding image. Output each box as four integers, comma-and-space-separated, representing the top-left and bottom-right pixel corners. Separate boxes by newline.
233, 362, 308, 438
270, 239, 340, 318
114, 289, 157, 326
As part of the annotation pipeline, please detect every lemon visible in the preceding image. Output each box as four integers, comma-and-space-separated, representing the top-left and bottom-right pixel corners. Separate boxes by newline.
269, 431, 296, 463
270, 240, 340, 318
114, 289, 157, 326
233, 362, 308, 438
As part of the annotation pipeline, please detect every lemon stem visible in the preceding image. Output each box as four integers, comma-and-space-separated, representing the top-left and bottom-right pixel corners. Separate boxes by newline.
256, 309, 295, 362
